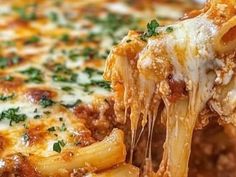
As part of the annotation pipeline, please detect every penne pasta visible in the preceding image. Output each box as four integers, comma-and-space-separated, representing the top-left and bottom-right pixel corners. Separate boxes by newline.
29, 129, 126, 176
215, 16, 236, 53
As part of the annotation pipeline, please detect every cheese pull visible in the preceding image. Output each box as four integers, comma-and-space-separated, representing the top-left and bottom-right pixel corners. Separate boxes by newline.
104, 0, 236, 176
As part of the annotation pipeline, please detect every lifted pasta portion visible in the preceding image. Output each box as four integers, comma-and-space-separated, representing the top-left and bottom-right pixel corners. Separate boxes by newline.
104, 0, 236, 176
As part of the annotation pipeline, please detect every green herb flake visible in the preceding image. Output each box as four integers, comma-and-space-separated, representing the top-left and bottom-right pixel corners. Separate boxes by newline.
25, 36, 40, 44
13, 5, 37, 21
23, 133, 29, 144
62, 99, 82, 108
39, 97, 54, 108
1, 41, 16, 47
59, 34, 69, 42
51, 64, 77, 83
43, 111, 51, 115
0, 107, 27, 126
91, 80, 111, 91
48, 12, 58, 22
20, 67, 44, 83
33, 115, 41, 119
0, 94, 14, 101
83, 67, 103, 78
0, 58, 8, 69
48, 126, 56, 132
0, 56, 20, 69
166, 26, 174, 33
4, 75, 14, 81
60, 123, 67, 131
67, 48, 98, 61
53, 140, 65, 153
140, 19, 159, 41
61, 86, 72, 92
52, 73, 77, 83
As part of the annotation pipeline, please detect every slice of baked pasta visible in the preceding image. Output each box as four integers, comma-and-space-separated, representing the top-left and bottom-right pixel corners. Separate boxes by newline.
104, 0, 236, 176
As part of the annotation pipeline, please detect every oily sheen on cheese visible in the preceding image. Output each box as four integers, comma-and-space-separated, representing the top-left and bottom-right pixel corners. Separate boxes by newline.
104, 0, 236, 176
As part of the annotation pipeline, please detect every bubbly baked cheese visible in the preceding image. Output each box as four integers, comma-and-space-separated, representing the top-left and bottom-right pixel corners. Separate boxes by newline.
0, 0, 151, 176
104, 0, 236, 176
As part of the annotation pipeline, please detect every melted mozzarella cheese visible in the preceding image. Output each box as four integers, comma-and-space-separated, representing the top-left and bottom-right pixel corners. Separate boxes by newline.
104, 1, 236, 177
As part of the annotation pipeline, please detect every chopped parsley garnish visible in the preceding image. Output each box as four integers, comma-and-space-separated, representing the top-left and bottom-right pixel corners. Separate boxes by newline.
80, 47, 98, 60
48, 11, 59, 22
87, 32, 100, 42
67, 49, 80, 61
13, 5, 37, 21
48, 126, 56, 132
53, 140, 65, 153
52, 73, 77, 83
23, 133, 29, 144
20, 67, 44, 83
33, 115, 41, 119
39, 97, 54, 108
44, 111, 51, 115
91, 80, 111, 91
67, 47, 98, 61
77, 38, 84, 44
52, 64, 77, 83
25, 36, 40, 44
141, 19, 159, 41
0, 56, 20, 69
166, 26, 174, 33
61, 86, 73, 92
0, 94, 14, 101
53, 63, 71, 73
87, 12, 139, 32
4, 75, 14, 81
83, 67, 103, 78
62, 99, 82, 108
0, 107, 27, 126
60, 123, 67, 131
1, 41, 16, 47
79, 80, 111, 91
59, 34, 69, 42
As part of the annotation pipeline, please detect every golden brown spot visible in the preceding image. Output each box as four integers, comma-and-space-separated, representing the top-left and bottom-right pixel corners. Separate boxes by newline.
0, 76, 24, 92
25, 87, 57, 103
8, 19, 29, 28
26, 124, 48, 146
0, 134, 10, 155
62, 151, 74, 162
0, 154, 41, 177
